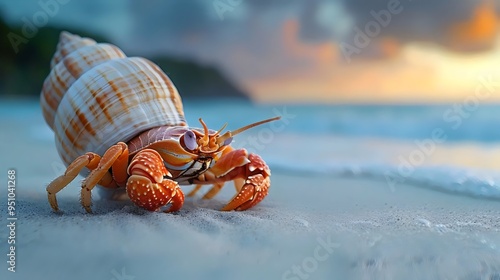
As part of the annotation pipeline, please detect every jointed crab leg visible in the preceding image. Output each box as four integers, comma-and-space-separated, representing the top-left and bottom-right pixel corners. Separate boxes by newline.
192, 148, 271, 211
188, 178, 245, 199
80, 143, 129, 213
187, 185, 203, 197
46, 152, 104, 211
201, 183, 225, 199
47, 143, 184, 213
187, 183, 224, 199
220, 153, 270, 211
47, 142, 129, 213
46, 142, 129, 212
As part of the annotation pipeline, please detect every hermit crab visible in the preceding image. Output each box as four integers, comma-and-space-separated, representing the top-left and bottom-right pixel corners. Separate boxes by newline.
41, 31, 279, 213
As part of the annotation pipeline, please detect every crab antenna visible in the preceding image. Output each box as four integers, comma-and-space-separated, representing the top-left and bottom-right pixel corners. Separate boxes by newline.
216, 116, 281, 145
215, 123, 228, 136
199, 118, 210, 144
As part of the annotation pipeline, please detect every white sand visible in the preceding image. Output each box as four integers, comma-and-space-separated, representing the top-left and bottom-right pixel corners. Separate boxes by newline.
1, 169, 500, 280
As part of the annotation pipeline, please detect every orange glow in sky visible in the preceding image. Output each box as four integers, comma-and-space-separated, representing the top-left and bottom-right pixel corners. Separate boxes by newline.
448, 0, 498, 52
244, 0, 500, 104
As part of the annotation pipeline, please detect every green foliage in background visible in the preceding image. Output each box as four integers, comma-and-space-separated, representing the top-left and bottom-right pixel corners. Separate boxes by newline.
0, 16, 248, 100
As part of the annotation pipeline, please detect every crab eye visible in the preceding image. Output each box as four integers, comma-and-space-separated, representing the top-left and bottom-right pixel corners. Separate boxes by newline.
183, 130, 198, 150
223, 137, 233, 146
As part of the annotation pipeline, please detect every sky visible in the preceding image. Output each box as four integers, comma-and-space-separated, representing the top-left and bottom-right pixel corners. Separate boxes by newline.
2, 0, 500, 103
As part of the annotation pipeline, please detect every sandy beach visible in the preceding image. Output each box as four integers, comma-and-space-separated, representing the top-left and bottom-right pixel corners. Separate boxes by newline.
1, 173, 500, 279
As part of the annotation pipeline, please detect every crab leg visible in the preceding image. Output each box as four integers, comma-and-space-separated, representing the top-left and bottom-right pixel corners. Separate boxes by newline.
220, 153, 271, 211
187, 184, 203, 197
201, 183, 225, 199
193, 149, 271, 211
46, 152, 103, 211
46, 142, 129, 212
80, 142, 129, 213
188, 146, 236, 199
187, 183, 225, 199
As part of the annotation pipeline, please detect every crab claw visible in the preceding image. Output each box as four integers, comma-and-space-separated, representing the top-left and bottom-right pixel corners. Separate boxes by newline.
221, 153, 271, 211
126, 149, 184, 212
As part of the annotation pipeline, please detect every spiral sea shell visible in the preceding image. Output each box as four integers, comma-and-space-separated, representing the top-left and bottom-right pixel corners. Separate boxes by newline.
41, 32, 186, 166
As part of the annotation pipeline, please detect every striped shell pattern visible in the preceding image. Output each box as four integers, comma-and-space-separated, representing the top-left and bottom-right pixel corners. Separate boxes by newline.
41, 32, 186, 167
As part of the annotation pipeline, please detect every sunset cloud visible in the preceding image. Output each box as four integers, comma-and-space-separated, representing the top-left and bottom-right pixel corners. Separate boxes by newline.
447, 0, 499, 52
282, 19, 339, 71
248, 38, 500, 103
3, 0, 500, 103
241, 0, 500, 103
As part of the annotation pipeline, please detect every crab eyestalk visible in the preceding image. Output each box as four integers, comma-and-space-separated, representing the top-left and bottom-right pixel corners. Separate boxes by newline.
198, 118, 210, 147
216, 116, 281, 146
197, 118, 218, 153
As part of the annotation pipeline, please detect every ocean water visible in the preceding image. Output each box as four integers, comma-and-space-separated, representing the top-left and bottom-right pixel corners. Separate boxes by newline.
184, 101, 500, 201
4, 100, 500, 201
